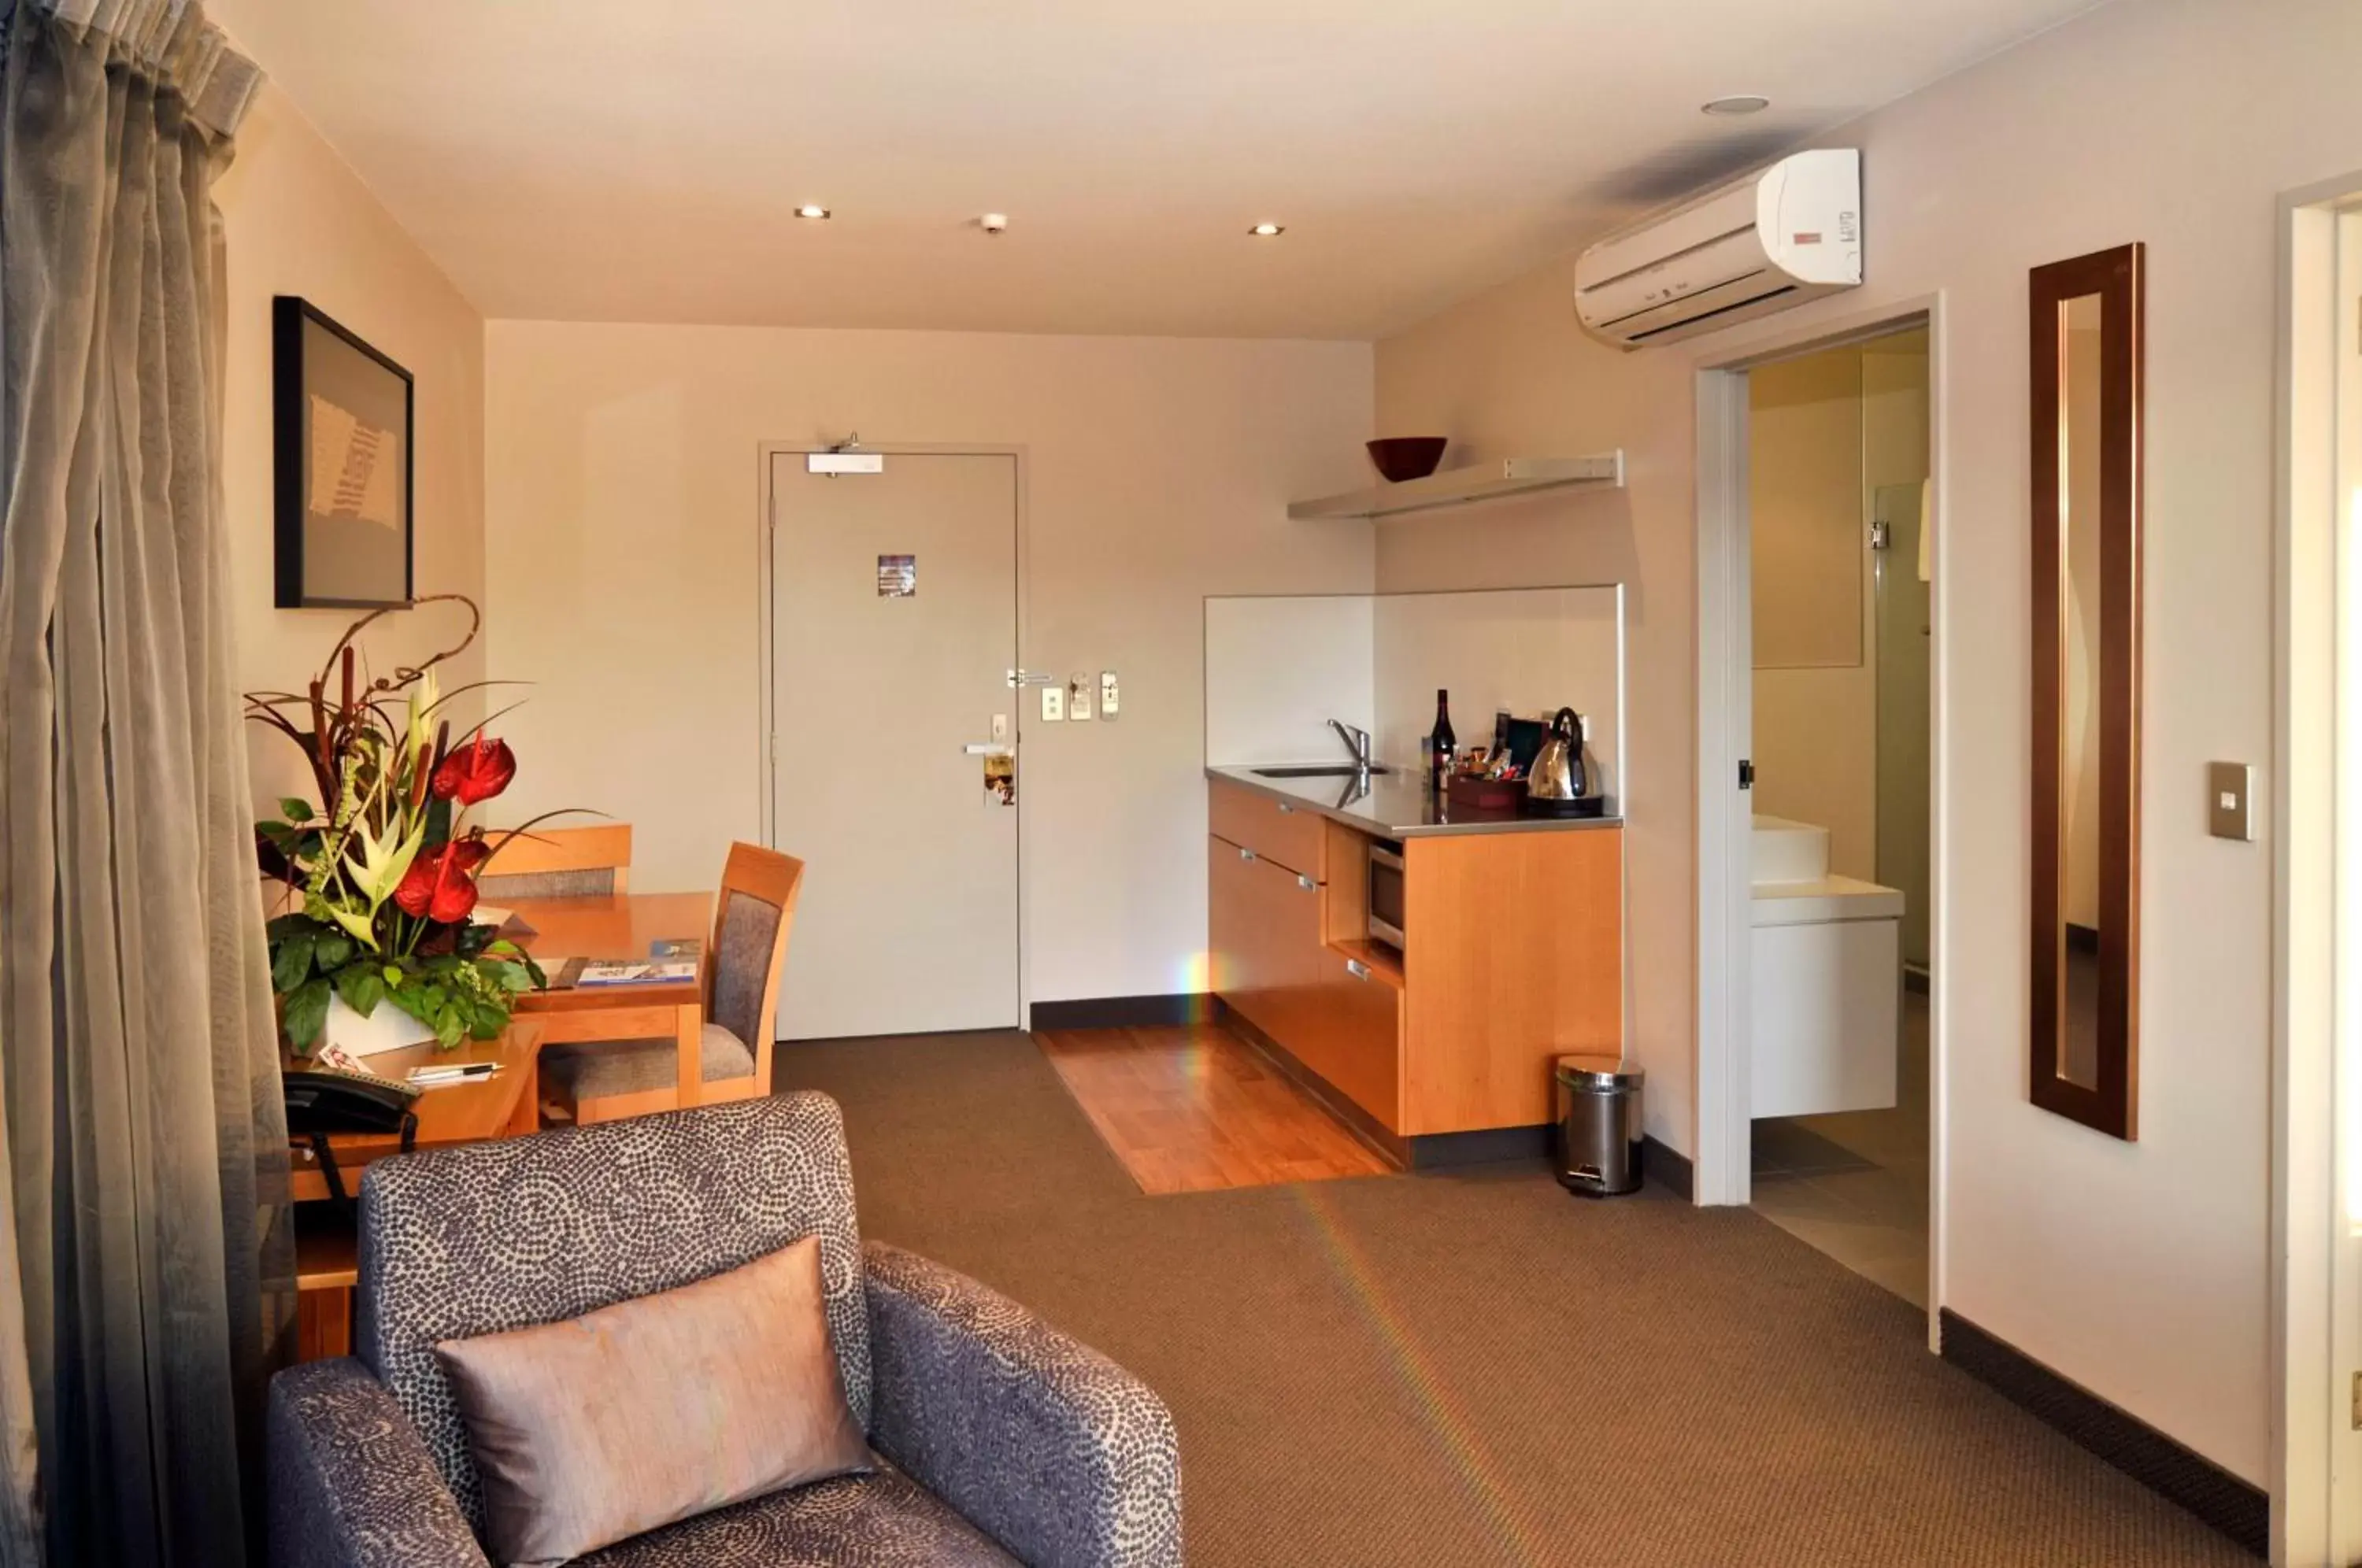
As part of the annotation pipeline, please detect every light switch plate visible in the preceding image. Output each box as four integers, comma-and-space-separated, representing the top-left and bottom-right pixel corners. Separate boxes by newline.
991, 712, 1009, 743
1041, 686, 1064, 723
1100, 671, 1120, 719
2208, 761, 2255, 841
1068, 675, 1092, 722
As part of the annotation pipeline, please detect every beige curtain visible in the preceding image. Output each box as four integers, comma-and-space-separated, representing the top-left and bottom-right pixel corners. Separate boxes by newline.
0, 2, 285, 1563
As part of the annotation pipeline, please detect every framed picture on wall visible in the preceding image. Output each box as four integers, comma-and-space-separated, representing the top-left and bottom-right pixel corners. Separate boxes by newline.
272, 297, 414, 608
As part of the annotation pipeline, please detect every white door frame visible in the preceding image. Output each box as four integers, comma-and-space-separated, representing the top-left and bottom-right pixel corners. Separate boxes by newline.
2271, 172, 2362, 1568
1691, 294, 1949, 1338
756, 441, 1035, 1025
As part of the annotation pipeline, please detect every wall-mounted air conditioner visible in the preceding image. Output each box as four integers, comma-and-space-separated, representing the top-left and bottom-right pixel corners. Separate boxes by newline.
1574, 149, 1861, 349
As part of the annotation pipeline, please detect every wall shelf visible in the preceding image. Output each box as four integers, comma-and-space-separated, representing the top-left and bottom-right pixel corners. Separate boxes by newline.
1288, 453, 1626, 521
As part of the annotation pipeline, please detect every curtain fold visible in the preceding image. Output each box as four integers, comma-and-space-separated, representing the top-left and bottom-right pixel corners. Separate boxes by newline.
0, 2, 283, 1562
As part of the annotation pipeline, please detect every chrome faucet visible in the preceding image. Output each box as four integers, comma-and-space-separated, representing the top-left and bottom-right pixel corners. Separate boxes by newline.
1328, 719, 1373, 770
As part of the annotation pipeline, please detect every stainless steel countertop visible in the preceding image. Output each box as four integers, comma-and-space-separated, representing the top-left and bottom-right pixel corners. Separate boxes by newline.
1206, 765, 1623, 840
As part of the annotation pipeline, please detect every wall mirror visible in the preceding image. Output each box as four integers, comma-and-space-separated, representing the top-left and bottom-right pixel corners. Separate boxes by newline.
2029, 242, 2143, 1140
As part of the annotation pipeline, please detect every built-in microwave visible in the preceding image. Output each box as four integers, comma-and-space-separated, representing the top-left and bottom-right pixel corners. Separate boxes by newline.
1368, 840, 1407, 952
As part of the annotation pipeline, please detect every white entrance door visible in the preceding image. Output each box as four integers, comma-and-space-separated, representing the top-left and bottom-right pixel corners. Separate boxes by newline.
769, 451, 1020, 1040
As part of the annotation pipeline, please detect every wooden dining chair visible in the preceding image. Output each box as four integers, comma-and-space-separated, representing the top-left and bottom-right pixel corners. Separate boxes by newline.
541, 842, 804, 1126
477, 823, 633, 901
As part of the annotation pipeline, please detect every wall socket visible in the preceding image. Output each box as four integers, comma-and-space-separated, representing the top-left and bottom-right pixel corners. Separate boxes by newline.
2208, 761, 2255, 841
1068, 674, 1093, 722
1041, 685, 1064, 723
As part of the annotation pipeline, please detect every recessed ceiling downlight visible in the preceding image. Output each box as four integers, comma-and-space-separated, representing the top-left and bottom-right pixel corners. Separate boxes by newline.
795, 205, 831, 220
1249, 222, 1285, 238
1701, 94, 1771, 116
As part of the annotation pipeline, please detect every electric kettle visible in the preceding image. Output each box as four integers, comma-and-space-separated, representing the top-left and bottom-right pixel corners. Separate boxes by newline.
1524, 708, 1602, 818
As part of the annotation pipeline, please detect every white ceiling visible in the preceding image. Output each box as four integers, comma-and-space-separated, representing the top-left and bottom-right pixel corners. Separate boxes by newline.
209, 0, 2100, 339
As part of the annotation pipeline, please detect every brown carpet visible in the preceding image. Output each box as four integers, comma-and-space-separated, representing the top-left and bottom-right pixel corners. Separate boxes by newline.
780, 1030, 2253, 1567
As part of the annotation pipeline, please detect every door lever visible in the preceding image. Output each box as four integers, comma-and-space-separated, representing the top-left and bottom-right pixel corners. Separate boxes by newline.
1005, 669, 1057, 688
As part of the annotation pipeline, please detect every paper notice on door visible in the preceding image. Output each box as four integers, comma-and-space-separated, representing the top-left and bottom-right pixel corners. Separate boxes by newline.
877, 554, 916, 597
983, 749, 1015, 807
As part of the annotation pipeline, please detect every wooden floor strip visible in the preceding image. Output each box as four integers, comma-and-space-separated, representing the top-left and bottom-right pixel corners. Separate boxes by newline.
1035, 1023, 1394, 1195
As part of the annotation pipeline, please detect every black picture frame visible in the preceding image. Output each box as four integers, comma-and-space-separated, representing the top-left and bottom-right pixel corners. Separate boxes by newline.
273, 297, 415, 608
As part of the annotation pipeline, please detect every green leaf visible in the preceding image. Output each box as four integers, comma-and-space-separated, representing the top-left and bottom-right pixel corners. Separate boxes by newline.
313, 930, 357, 973
383, 965, 404, 986
433, 1005, 465, 1049
332, 962, 387, 1018
266, 912, 322, 944
487, 958, 534, 994
280, 797, 317, 823
270, 926, 317, 994
282, 977, 332, 1050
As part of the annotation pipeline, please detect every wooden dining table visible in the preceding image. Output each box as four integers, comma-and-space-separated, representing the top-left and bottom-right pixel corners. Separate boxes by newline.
508, 889, 715, 1108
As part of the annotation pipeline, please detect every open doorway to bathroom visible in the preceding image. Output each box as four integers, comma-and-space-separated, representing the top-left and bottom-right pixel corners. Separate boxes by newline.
1741, 327, 1933, 1307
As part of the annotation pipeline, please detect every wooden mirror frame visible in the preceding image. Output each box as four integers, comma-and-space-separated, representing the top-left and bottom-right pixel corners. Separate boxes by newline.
2029, 242, 2144, 1140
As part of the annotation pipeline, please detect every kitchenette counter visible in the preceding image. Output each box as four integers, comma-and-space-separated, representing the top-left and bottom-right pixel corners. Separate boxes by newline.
1205, 764, 1621, 840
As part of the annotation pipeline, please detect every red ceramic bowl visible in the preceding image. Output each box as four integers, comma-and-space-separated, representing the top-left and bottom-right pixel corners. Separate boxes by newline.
1366, 437, 1448, 483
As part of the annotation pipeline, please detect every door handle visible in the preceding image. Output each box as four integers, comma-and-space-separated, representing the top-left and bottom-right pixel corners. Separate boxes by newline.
1005, 669, 1058, 688
1297, 875, 1316, 891
1346, 959, 1372, 982
1238, 848, 1257, 863
961, 743, 1010, 756
1278, 803, 1296, 815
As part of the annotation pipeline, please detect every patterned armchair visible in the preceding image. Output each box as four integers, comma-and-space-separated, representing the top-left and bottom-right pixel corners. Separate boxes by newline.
266, 1095, 1183, 1567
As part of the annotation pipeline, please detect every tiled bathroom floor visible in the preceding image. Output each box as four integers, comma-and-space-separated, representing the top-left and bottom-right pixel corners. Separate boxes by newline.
1750, 989, 1931, 1307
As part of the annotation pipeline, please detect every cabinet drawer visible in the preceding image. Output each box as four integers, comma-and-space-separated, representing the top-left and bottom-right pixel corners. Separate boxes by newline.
1292, 949, 1402, 1130
1208, 834, 1323, 1041
1209, 778, 1327, 882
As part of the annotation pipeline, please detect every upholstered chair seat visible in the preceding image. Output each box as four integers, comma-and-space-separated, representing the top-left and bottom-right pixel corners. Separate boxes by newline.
265, 1096, 1183, 1568
541, 1023, 755, 1100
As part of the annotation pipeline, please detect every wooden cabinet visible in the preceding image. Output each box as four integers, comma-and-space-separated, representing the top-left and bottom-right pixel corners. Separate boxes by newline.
1208, 834, 1323, 1045
1209, 777, 1327, 882
1209, 780, 1625, 1148
1291, 949, 1402, 1129
1397, 827, 1622, 1136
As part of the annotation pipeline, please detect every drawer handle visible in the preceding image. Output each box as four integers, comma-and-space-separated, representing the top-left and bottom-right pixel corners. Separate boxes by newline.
1278, 802, 1296, 814
1298, 874, 1316, 891
1345, 959, 1372, 982
1238, 847, 1257, 863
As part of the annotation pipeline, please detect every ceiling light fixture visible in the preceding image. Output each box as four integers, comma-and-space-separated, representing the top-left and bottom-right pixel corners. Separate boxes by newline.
795, 205, 831, 220
1701, 94, 1771, 116
1249, 222, 1285, 238
980, 213, 1010, 235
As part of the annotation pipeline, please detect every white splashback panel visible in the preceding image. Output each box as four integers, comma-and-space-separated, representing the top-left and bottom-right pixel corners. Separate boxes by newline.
1203, 595, 1375, 767
1372, 586, 1625, 808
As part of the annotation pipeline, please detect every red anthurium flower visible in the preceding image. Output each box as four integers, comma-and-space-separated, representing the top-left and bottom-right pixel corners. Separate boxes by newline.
433, 734, 516, 805
393, 843, 483, 924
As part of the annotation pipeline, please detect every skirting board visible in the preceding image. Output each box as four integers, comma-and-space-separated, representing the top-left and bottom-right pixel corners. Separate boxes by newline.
1938, 1310, 2266, 1558
1029, 993, 1214, 1030
1643, 1135, 1694, 1200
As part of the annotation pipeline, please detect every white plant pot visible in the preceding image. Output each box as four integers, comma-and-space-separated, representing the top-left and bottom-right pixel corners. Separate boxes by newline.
324, 993, 436, 1059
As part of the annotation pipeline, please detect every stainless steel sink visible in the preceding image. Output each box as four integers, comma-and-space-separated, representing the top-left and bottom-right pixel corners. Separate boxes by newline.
1251, 764, 1392, 778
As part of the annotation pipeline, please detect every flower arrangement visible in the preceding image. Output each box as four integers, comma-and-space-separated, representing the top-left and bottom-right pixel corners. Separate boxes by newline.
251, 596, 564, 1054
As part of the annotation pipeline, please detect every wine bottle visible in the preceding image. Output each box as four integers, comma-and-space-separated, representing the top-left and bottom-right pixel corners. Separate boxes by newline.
1431, 689, 1457, 792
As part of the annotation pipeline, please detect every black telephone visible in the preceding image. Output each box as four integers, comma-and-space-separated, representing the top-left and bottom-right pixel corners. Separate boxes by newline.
286, 1066, 422, 1208
285, 1066, 420, 1137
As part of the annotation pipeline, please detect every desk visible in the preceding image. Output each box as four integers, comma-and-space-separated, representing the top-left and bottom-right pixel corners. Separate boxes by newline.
287, 1020, 543, 1204
509, 891, 713, 1108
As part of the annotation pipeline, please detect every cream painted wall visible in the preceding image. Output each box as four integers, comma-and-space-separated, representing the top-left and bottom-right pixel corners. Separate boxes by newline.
1751, 346, 1877, 882
1376, 0, 2362, 1483
483, 324, 1373, 1006
214, 83, 487, 810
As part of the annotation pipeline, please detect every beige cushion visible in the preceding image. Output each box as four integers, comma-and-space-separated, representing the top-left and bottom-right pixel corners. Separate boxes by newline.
432, 1235, 870, 1568
543, 1023, 755, 1102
